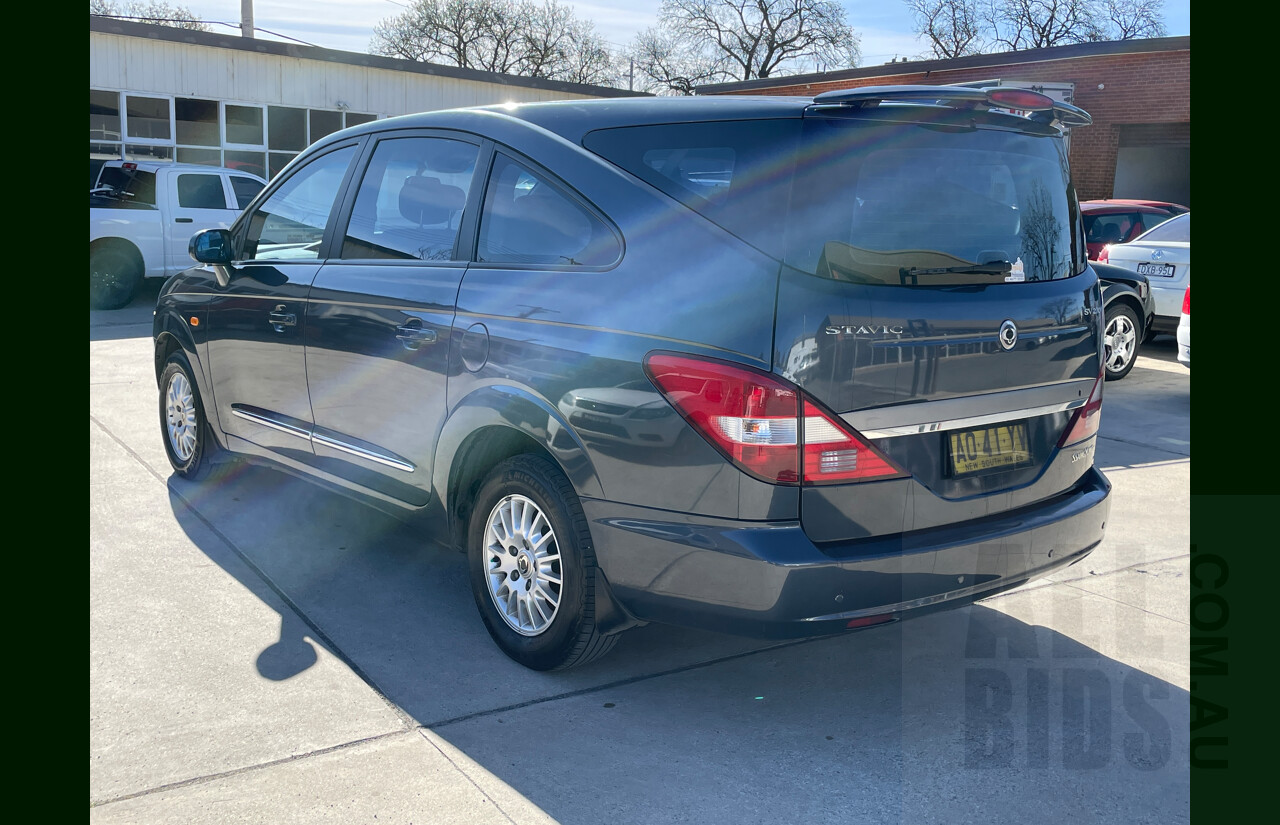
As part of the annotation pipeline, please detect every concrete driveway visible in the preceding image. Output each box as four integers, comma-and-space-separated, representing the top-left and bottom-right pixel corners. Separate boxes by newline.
91, 284, 1190, 823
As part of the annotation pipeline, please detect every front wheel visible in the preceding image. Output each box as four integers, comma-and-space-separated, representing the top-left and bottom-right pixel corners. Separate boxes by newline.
159, 352, 216, 480
1103, 304, 1141, 381
467, 455, 619, 670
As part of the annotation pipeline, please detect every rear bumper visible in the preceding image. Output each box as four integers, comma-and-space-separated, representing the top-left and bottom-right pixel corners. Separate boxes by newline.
583, 468, 1110, 638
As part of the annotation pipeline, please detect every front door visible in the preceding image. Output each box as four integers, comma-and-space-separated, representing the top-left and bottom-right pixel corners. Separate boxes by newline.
304, 134, 482, 505
205, 142, 361, 458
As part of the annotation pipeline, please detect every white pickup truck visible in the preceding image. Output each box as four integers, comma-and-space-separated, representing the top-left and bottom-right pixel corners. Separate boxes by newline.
90, 161, 266, 309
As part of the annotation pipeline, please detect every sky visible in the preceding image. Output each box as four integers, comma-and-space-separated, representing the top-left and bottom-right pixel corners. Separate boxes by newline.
154, 1, 1191, 74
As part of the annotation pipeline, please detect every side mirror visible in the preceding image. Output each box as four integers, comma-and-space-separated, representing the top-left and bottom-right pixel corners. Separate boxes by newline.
190, 228, 233, 265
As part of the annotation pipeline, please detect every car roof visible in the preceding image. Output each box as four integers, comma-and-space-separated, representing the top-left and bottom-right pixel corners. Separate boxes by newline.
1080, 199, 1188, 213
100, 159, 263, 177
347, 96, 811, 144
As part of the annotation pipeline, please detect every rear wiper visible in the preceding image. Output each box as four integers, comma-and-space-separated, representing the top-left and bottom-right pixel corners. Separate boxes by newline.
900, 260, 1012, 277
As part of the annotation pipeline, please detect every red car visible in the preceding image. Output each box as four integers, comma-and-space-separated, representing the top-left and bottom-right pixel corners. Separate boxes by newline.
1082, 199, 1189, 261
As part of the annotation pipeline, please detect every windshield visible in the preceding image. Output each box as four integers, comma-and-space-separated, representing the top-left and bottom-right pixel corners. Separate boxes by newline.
584, 114, 1081, 285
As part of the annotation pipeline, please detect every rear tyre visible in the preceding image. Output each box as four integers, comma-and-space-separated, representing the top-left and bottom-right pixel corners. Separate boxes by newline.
1103, 304, 1140, 381
90, 246, 143, 310
159, 352, 216, 480
467, 455, 619, 670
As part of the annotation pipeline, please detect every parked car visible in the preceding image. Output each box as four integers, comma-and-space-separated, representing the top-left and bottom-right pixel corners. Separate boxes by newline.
90, 160, 266, 309
1081, 200, 1187, 261
1098, 212, 1191, 338
1094, 262, 1155, 381
1177, 286, 1190, 368
156, 88, 1111, 670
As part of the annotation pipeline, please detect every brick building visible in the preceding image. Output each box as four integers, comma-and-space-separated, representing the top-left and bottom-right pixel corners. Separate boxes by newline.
699, 37, 1190, 206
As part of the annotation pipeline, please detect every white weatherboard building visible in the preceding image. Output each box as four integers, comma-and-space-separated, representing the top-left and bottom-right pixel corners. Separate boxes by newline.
90, 16, 640, 185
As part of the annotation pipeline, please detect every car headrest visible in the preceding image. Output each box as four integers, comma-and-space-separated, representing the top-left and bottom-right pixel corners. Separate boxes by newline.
398, 175, 466, 225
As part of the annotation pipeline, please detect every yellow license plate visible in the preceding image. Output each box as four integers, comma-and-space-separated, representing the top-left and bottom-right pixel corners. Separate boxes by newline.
948, 424, 1031, 476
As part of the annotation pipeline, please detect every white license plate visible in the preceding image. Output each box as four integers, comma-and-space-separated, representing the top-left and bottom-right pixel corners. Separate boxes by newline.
1136, 262, 1175, 278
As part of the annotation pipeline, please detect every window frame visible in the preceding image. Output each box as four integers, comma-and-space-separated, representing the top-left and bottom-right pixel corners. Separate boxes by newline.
230, 137, 367, 265
331, 129, 486, 266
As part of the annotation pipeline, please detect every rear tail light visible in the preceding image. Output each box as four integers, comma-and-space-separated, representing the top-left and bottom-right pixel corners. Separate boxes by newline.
1182, 286, 1190, 315
1059, 371, 1104, 447
643, 352, 907, 485
1097, 244, 1111, 263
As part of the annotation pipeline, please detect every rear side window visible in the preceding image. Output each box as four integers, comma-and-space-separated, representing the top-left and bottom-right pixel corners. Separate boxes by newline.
1137, 213, 1189, 242
97, 167, 157, 205
341, 136, 478, 261
176, 174, 228, 209
477, 154, 619, 267
243, 145, 356, 261
1086, 212, 1138, 245
230, 176, 265, 210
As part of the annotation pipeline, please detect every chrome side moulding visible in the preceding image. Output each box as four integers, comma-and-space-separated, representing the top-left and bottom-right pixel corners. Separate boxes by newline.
231, 405, 415, 473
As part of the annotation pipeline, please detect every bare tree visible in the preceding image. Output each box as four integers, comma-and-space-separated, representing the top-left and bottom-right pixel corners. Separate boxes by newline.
906, 0, 1165, 54
629, 26, 733, 95
1098, 0, 1166, 39
371, 0, 615, 84
90, 0, 211, 31
631, 0, 860, 91
907, 0, 984, 58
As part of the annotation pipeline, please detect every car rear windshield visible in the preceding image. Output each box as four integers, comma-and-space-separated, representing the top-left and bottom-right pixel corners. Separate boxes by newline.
583, 114, 1082, 285
1137, 213, 1189, 243
95, 167, 157, 205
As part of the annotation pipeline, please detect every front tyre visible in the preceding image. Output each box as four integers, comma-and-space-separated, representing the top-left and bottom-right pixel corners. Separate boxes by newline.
468, 455, 618, 670
159, 352, 215, 480
1103, 304, 1140, 381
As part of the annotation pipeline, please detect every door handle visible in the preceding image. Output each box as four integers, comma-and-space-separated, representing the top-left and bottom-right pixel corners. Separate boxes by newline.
396, 323, 438, 350
175, 217, 194, 223
268, 306, 297, 332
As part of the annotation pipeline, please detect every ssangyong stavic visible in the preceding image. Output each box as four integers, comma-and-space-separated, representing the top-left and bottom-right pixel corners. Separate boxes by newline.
156, 87, 1110, 669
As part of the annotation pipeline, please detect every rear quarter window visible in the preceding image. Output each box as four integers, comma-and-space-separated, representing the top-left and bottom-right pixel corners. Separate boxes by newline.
477, 154, 620, 267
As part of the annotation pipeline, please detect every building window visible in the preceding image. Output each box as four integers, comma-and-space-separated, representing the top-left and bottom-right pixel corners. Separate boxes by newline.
310, 110, 343, 142
225, 104, 264, 146
125, 144, 173, 162
176, 98, 220, 146
225, 150, 267, 180
345, 112, 376, 128
91, 90, 121, 142
177, 147, 222, 166
268, 106, 308, 152
125, 95, 171, 141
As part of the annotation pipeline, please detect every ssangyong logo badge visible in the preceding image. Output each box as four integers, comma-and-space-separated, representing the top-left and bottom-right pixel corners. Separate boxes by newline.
998, 319, 1018, 351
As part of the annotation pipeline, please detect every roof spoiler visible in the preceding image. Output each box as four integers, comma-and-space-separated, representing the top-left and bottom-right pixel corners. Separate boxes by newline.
807, 84, 1092, 129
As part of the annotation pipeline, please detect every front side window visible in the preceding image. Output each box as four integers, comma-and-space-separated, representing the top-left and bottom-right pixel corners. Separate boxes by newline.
242, 145, 356, 261
477, 155, 619, 266
341, 137, 478, 261
177, 174, 229, 209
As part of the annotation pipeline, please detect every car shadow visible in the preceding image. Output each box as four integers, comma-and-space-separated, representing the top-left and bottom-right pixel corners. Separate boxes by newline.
90, 280, 163, 342
167, 462, 1189, 823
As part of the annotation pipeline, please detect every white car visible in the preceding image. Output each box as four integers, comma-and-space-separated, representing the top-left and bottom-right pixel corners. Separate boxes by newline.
1177, 286, 1190, 368
1100, 212, 1190, 339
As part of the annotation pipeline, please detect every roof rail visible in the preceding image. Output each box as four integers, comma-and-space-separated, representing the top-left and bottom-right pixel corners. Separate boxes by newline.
809, 84, 1091, 128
